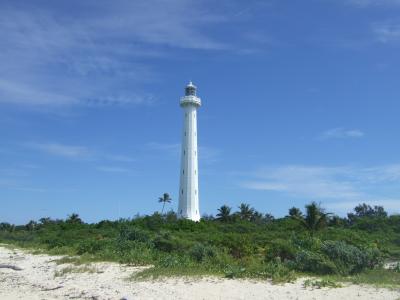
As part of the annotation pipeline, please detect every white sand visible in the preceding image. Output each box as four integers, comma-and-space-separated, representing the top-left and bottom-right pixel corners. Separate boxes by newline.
0, 246, 399, 300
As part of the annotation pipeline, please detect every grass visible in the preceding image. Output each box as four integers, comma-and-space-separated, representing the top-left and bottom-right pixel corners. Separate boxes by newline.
54, 265, 98, 277
303, 278, 342, 289
132, 265, 223, 281
324, 268, 400, 289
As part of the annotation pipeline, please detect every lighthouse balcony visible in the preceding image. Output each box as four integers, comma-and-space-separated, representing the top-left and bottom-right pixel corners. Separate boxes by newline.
180, 96, 202, 107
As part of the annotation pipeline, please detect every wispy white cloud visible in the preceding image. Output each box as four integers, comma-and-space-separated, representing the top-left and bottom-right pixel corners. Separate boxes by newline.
25, 142, 137, 164
104, 154, 136, 163
326, 199, 400, 212
238, 164, 400, 213
241, 165, 362, 200
147, 142, 181, 153
26, 142, 90, 158
0, 1, 233, 109
373, 22, 400, 43
96, 166, 131, 173
199, 146, 222, 163
347, 0, 400, 7
319, 128, 365, 140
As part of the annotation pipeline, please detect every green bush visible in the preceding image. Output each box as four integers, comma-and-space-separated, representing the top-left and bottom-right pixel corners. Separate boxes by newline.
260, 258, 296, 283
294, 250, 338, 274
153, 232, 192, 252
265, 239, 297, 262
117, 241, 154, 265
190, 243, 216, 262
118, 226, 151, 243
157, 254, 191, 268
76, 239, 103, 255
220, 234, 253, 259
321, 240, 382, 274
224, 265, 247, 279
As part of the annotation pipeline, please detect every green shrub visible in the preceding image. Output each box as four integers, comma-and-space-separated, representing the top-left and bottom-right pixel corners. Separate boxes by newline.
152, 232, 192, 253
76, 239, 103, 255
223, 265, 247, 279
303, 279, 342, 289
118, 226, 151, 243
221, 234, 253, 259
157, 254, 190, 268
291, 235, 321, 252
321, 241, 382, 274
118, 241, 154, 265
395, 263, 400, 273
261, 258, 297, 283
265, 239, 297, 262
190, 243, 215, 262
295, 250, 338, 274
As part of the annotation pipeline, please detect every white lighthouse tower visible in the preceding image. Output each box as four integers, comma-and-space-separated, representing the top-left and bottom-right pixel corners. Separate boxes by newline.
178, 82, 201, 221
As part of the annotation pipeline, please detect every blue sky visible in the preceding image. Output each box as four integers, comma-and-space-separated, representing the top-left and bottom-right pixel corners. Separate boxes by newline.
1, 0, 400, 224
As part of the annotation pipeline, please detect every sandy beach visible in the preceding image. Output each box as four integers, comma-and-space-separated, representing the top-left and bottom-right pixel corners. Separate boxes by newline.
0, 246, 399, 300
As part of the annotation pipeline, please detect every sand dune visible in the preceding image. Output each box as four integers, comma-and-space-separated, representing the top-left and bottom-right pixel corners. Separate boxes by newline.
0, 246, 399, 300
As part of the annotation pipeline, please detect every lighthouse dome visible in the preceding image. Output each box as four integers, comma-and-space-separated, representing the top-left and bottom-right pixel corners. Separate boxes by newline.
185, 81, 197, 96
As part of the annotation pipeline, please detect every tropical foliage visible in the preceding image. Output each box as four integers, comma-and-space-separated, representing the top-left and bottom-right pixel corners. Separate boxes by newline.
0, 202, 399, 283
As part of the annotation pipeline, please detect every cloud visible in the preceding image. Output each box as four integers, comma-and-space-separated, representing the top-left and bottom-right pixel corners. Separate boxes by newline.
25, 142, 137, 163
319, 128, 365, 140
373, 22, 400, 43
96, 166, 131, 173
104, 154, 136, 163
326, 199, 400, 213
147, 142, 181, 156
0, 1, 233, 109
26, 142, 90, 158
241, 165, 363, 200
238, 164, 400, 213
346, 0, 400, 6
199, 146, 222, 163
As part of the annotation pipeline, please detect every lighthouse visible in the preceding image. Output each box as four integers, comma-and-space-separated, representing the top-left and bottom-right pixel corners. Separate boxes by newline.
178, 82, 201, 222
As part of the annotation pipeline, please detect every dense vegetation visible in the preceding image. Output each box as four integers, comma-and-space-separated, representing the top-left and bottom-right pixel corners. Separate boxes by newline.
1, 202, 399, 284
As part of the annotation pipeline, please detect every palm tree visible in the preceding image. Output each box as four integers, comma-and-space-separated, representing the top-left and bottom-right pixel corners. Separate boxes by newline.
288, 207, 303, 218
66, 213, 83, 224
39, 217, 52, 225
238, 203, 255, 221
216, 205, 232, 222
158, 193, 172, 214
25, 220, 37, 231
296, 202, 330, 236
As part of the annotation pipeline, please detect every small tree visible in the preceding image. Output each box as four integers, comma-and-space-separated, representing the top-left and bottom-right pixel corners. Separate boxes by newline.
216, 205, 232, 222
25, 220, 37, 231
66, 213, 83, 224
238, 203, 255, 221
158, 193, 172, 214
296, 202, 330, 236
264, 213, 275, 223
0, 222, 14, 232
39, 217, 52, 226
288, 207, 303, 218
